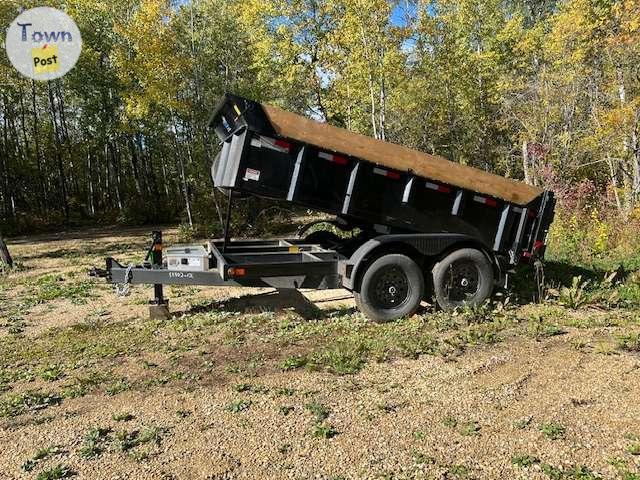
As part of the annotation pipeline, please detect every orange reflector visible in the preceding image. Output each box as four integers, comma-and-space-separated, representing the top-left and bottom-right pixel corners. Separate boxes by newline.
288, 246, 300, 253
153, 244, 163, 251
228, 267, 246, 277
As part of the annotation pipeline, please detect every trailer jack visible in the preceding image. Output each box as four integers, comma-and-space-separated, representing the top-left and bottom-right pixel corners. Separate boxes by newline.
147, 231, 170, 320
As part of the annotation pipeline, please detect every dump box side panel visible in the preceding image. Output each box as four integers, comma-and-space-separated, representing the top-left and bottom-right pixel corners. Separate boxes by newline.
261, 104, 544, 206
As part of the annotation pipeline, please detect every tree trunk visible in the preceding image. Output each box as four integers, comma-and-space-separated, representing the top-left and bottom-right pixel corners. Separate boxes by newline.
607, 155, 622, 213
0, 237, 13, 268
522, 140, 532, 185
31, 80, 47, 208
47, 81, 69, 221
87, 150, 95, 216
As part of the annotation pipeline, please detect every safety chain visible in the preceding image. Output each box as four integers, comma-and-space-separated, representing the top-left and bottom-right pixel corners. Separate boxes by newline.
115, 264, 134, 297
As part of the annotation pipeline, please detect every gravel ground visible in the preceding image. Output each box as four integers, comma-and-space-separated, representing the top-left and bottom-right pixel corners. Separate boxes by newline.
1, 227, 639, 480
1, 337, 639, 479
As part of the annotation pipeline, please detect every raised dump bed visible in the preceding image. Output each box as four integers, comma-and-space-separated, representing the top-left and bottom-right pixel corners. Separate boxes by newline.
209, 93, 553, 259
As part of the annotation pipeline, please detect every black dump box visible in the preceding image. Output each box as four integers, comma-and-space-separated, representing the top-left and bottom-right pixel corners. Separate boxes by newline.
209, 93, 555, 262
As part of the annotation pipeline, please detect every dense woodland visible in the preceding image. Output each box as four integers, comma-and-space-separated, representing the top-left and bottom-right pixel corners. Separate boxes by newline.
1, 0, 639, 253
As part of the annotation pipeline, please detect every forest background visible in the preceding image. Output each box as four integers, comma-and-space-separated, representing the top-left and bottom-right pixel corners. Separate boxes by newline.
1, 0, 640, 267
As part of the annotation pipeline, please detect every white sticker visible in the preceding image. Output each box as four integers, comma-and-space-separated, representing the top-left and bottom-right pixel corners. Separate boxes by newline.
244, 168, 260, 181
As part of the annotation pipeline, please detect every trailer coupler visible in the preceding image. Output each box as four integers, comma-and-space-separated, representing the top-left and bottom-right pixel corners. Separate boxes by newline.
88, 266, 109, 279
91, 231, 171, 320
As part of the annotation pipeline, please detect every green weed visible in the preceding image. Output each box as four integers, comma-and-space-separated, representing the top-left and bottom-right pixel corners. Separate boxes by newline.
38, 365, 65, 382
0, 391, 62, 418
79, 427, 111, 458
114, 426, 165, 452
279, 405, 294, 415
442, 416, 457, 428
226, 399, 251, 413
280, 355, 307, 371
511, 454, 540, 467
617, 334, 640, 352
459, 421, 480, 436
35, 464, 74, 480
627, 444, 640, 455
540, 422, 566, 440
311, 422, 338, 439
106, 379, 131, 396
305, 401, 330, 422
112, 412, 135, 422
22, 446, 62, 472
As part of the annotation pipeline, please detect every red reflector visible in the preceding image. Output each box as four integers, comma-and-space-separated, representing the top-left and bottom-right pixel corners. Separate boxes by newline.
275, 139, 290, 150
438, 185, 451, 193
485, 198, 498, 207
228, 267, 246, 277
386, 171, 401, 180
333, 155, 348, 165
533, 240, 544, 251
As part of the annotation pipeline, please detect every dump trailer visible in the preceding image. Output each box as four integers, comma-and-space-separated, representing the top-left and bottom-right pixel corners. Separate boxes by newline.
96, 93, 555, 322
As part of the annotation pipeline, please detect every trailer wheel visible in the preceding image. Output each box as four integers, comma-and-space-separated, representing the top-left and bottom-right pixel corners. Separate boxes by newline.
354, 254, 424, 322
432, 248, 493, 310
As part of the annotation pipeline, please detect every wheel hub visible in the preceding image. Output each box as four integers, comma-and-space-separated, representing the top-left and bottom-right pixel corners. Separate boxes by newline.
445, 260, 480, 302
371, 265, 410, 309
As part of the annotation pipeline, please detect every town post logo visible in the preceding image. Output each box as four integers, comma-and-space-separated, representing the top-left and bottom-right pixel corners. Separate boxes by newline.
5, 7, 82, 81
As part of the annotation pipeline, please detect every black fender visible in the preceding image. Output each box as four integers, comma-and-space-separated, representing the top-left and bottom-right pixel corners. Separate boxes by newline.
339, 233, 497, 291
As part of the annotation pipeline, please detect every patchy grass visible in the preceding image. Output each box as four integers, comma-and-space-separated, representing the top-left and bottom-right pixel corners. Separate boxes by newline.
112, 412, 135, 422
540, 422, 566, 440
79, 427, 111, 459
1, 229, 640, 479
305, 401, 330, 422
22, 446, 63, 472
511, 454, 540, 468
311, 422, 338, 439
36, 464, 75, 480
0, 391, 62, 418
25, 274, 94, 306
226, 399, 252, 413
617, 334, 640, 352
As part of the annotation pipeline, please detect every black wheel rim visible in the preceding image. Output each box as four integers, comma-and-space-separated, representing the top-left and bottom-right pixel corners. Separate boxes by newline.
370, 265, 410, 309
444, 260, 480, 303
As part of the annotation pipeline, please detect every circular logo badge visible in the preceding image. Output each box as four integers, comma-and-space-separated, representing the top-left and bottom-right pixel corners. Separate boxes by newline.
5, 7, 82, 81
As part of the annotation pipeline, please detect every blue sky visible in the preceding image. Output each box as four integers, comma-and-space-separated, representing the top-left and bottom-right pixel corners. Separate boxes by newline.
390, 2, 418, 27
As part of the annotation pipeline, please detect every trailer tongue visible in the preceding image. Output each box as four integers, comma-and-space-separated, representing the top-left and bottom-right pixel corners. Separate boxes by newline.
95, 93, 555, 322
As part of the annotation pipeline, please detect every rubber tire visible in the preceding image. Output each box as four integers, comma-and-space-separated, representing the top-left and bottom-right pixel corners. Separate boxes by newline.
304, 230, 341, 248
432, 248, 493, 310
354, 254, 424, 323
